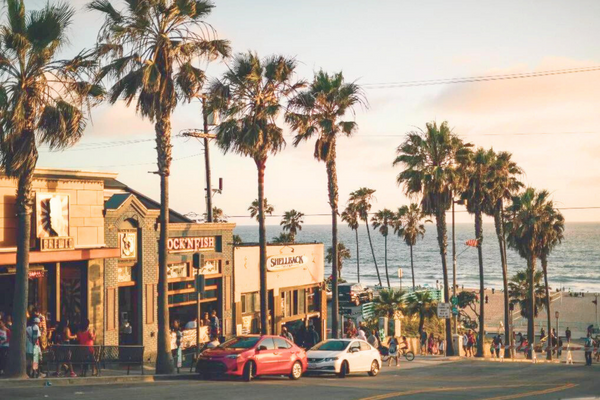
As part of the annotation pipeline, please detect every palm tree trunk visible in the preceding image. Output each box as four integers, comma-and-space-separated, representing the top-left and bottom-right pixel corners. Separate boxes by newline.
365, 221, 382, 287
542, 255, 552, 360
527, 256, 536, 359
355, 229, 360, 283
494, 204, 511, 358
257, 160, 268, 334
326, 144, 339, 339
435, 206, 454, 356
6, 172, 35, 378
410, 245, 416, 290
155, 117, 174, 375
475, 211, 485, 358
384, 235, 390, 288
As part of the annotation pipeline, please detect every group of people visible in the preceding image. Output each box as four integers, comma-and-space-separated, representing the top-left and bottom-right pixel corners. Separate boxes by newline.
462, 330, 477, 357
282, 324, 320, 349
420, 331, 446, 356
172, 310, 221, 351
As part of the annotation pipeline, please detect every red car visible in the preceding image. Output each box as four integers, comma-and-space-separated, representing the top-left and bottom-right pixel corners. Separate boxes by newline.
195, 335, 307, 381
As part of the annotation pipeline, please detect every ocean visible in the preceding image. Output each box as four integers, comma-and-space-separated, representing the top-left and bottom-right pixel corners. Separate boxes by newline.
234, 223, 600, 293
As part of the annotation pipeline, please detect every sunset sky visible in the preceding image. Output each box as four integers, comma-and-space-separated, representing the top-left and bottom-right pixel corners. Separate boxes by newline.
29, 0, 600, 225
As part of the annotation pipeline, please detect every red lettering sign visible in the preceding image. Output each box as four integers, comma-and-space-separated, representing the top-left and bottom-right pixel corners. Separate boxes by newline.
167, 237, 216, 253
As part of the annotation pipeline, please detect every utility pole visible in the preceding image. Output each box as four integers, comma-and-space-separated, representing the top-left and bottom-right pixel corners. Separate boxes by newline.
180, 98, 217, 223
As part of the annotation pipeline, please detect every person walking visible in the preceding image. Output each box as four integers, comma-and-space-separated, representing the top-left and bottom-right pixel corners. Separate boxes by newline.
304, 325, 320, 349
584, 333, 593, 366
367, 330, 380, 349
565, 327, 571, 343
53, 320, 77, 377
420, 330, 428, 355
462, 332, 468, 356
387, 337, 399, 367
0, 319, 10, 376
26, 318, 42, 378
357, 324, 367, 341
77, 319, 97, 376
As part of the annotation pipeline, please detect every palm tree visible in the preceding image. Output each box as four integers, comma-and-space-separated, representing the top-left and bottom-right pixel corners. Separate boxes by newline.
405, 291, 437, 336
0, 0, 101, 377
394, 204, 428, 290
90, 0, 230, 374
341, 203, 361, 282
233, 234, 243, 245
349, 188, 382, 287
373, 289, 406, 320
249, 198, 274, 222
371, 209, 395, 288
326, 243, 351, 279
393, 121, 470, 356
204, 206, 227, 222
286, 70, 365, 339
280, 209, 304, 242
485, 151, 523, 357
460, 147, 495, 357
505, 188, 556, 356
508, 270, 546, 322
272, 232, 294, 244
209, 52, 303, 335
537, 199, 564, 360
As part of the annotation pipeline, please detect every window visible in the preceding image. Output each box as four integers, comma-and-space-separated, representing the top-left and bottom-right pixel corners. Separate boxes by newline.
349, 342, 361, 352
284, 291, 292, 317
258, 338, 275, 350
242, 292, 260, 314
308, 288, 320, 313
273, 337, 292, 349
222, 336, 260, 349
297, 288, 305, 314
360, 342, 372, 351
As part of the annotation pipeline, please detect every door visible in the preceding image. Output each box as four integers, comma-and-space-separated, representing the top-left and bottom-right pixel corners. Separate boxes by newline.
346, 341, 363, 372
359, 341, 375, 371
253, 338, 277, 375
272, 337, 294, 374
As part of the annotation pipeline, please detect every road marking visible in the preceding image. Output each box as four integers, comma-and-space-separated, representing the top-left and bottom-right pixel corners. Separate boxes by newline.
357, 383, 568, 400
477, 383, 577, 400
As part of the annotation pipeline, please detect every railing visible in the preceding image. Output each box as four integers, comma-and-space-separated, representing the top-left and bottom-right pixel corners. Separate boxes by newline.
42, 345, 145, 377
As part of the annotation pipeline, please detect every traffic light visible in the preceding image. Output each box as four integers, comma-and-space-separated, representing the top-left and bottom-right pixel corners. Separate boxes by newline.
193, 253, 203, 269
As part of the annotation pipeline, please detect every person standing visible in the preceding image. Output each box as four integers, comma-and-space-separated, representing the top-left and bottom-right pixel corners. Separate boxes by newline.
357, 324, 367, 341
565, 327, 571, 343
0, 319, 10, 376
210, 310, 220, 339
420, 330, 428, 355
26, 318, 41, 378
584, 333, 593, 366
540, 327, 546, 342
367, 330, 380, 349
305, 325, 320, 349
281, 326, 294, 342
77, 319, 97, 376
387, 337, 399, 367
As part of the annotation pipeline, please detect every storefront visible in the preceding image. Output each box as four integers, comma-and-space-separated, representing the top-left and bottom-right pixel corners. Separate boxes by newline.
103, 179, 235, 356
0, 169, 120, 343
233, 243, 326, 343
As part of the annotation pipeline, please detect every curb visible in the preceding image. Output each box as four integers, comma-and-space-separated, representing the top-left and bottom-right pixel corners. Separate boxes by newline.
0, 373, 197, 388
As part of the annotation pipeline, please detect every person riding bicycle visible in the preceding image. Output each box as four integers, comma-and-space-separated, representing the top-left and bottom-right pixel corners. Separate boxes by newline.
399, 336, 409, 352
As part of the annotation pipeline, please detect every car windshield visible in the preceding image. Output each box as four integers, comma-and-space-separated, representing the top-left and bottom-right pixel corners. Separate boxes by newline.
311, 340, 350, 351
220, 336, 260, 349
339, 286, 351, 293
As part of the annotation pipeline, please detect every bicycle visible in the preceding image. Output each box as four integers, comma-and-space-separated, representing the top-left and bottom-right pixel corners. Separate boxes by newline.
379, 347, 415, 362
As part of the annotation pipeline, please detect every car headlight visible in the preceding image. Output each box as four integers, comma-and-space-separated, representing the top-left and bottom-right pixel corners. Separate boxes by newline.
225, 354, 240, 359
322, 357, 338, 362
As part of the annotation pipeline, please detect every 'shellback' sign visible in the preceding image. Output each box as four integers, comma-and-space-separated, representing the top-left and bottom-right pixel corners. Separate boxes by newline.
266, 254, 306, 272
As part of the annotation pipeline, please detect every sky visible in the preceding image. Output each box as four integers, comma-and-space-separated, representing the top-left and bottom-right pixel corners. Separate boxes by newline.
22, 0, 600, 225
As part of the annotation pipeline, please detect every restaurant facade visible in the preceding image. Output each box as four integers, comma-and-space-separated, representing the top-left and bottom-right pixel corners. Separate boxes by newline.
233, 243, 327, 342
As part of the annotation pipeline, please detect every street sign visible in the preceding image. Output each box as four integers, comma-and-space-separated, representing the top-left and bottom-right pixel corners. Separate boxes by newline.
437, 303, 451, 319
397, 268, 403, 279
451, 295, 458, 306
452, 306, 458, 316
362, 302, 375, 320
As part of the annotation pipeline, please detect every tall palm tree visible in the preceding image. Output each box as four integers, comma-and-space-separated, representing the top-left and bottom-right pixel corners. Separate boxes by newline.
90, 0, 230, 374
508, 269, 546, 322
204, 206, 226, 222
326, 242, 351, 279
393, 121, 470, 356
537, 198, 564, 360
373, 289, 406, 320
394, 203, 428, 290
280, 209, 304, 242
286, 70, 365, 339
249, 198, 274, 222
405, 291, 437, 336
349, 188, 382, 287
0, 0, 101, 377
209, 52, 303, 335
485, 151, 523, 357
341, 203, 361, 282
460, 147, 495, 357
371, 208, 395, 288
505, 188, 555, 357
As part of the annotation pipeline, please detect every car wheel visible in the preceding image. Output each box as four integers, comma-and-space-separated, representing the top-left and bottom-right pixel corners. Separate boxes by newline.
337, 361, 349, 378
289, 361, 302, 380
243, 361, 256, 382
368, 360, 380, 377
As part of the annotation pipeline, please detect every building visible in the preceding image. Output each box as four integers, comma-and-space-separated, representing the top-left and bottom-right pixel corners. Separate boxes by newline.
233, 243, 326, 342
0, 169, 120, 344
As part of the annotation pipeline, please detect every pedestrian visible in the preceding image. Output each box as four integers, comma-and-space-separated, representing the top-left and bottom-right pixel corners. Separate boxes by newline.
53, 320, 77, 377
584, 333, 593, 366
201, 312, 210, 327
210, 310, 220, 339
357, 324, 367, 341
485, 295, 489, 304
367, 329, 380, 349
0, 319, 10, 376
565, 327, 571, 343
540, 327, 546, 342
462, 331, 468, 356
438, 338, 445, 355
26, 318, 42, 378
387, 336, 399, 367
557, 337, 563, 358
495, 335, 502, 358
467, 330, 475, 357
420, 330, 428, 354
304, 324, 320, 349
281, 326, 294, 342
77, 319, 97, 376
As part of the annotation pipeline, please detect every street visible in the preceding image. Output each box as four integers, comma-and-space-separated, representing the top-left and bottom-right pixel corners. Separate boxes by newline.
4, 359, 599, 400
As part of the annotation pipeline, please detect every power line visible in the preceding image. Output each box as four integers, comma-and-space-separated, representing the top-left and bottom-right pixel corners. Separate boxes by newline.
362, 65, 600, 89
72, 152, 202, 169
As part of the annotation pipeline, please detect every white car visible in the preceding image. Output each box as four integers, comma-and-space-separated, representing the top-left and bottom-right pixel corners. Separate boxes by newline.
306, 339, 381, 378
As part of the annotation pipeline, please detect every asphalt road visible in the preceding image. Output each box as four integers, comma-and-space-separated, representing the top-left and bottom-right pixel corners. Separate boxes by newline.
4, 359, 599, 400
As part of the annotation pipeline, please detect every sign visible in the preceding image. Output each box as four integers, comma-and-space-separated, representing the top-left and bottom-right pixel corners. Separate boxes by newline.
118, 231, 137, 259
167, 237, 215, 253
362, 302, 375, 320
36, 193, 70, 238
266, 254, 306, 272
437, 303, 451, 319
40, 237, 74, 251
167, 263, 188, 279
241, 315, 253, 334
451, 295, 458, 306
452, 306, 459, 316
118, 265, 133, 283
170, 327, 209, 350
196, 260, 219, 275
398, 268, 403, 279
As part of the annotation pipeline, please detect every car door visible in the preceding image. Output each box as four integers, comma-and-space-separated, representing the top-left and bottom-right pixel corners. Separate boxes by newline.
346, 341, 362, 372
272, 337, 294, 374
253, 338, 277, 375
359, 341, 375, 370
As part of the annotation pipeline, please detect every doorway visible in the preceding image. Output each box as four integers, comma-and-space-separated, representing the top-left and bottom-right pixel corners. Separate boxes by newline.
118, 286, 138, 345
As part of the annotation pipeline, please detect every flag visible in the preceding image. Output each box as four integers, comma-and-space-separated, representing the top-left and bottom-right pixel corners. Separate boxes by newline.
465, 239, 479, 247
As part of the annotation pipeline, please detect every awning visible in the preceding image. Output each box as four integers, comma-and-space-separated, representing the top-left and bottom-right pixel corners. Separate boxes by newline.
0, 247, 120, 266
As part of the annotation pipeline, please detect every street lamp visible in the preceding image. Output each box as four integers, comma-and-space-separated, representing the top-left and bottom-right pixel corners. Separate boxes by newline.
555, 311, 560, 341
